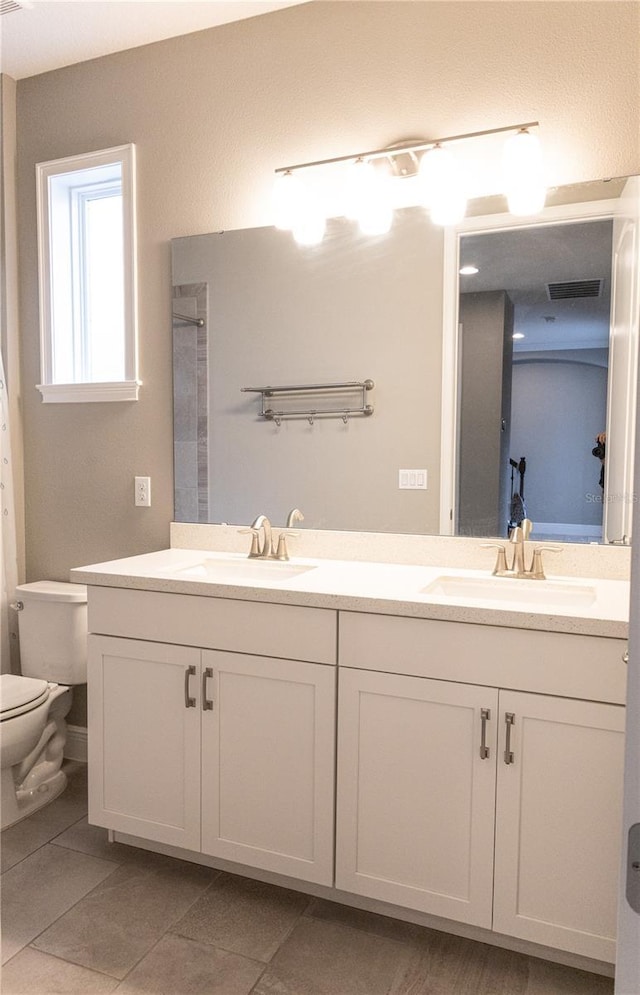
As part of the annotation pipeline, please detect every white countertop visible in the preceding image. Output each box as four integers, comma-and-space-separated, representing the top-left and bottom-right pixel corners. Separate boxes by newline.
70, 547, 630, 639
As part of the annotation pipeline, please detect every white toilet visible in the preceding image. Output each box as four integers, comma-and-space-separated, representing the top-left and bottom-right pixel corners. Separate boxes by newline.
0, 581, 88, 830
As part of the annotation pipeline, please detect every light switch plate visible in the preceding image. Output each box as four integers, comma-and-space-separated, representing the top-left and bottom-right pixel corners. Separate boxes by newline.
399, 469, 428, 490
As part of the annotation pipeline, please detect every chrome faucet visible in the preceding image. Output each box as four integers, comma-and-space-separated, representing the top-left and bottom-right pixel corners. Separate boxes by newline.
508, 521, 529, 576
482, 519, 560, 579
250, 515, 274, 558
238, 515, 276, 559
239, 514, 299, 561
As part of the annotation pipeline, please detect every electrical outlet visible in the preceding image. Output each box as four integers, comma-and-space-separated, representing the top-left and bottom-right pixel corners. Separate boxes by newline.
135, 476, 151, 507
399, 469, 428, 490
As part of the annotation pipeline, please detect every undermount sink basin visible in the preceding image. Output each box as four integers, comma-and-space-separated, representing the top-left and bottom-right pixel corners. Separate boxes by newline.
422, 575, 597, 608
175, 557, 318, 584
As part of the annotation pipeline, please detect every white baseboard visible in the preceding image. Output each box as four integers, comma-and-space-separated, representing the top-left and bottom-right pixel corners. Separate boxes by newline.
64, 724, 87, 763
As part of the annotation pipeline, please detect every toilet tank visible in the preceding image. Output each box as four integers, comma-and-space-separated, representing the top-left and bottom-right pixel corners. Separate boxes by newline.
16, 581, 88, 684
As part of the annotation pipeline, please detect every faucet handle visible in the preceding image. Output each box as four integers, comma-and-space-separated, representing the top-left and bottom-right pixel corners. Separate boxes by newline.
480, 542, 509, 575
275, 531, 298, 561
238, 527, 261, 558
528, 545, 562, 580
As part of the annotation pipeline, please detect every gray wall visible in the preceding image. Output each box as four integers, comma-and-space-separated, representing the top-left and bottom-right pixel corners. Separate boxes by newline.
15, 1, 640, 590
173, 214, 444, 534
458, 291, 514, 537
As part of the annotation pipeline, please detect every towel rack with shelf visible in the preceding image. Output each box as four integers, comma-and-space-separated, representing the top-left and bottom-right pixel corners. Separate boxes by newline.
241, 380, 375, 426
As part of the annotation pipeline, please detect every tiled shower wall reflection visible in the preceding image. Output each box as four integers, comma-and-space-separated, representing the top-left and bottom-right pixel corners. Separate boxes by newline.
172, 283, 208, 522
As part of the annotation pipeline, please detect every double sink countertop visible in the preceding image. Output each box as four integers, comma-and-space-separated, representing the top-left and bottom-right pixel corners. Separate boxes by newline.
70, 547, 630, 639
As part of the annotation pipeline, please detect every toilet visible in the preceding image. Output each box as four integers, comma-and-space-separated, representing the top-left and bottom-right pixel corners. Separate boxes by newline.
0, 581, 88, 830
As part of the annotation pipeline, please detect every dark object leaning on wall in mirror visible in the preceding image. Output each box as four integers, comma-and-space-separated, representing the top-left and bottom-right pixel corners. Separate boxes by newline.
593, 433, 606, 489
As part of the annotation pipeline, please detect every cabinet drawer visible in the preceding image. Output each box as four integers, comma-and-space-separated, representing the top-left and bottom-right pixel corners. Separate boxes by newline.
339, 612, 626, 703
89, 587, 337, 664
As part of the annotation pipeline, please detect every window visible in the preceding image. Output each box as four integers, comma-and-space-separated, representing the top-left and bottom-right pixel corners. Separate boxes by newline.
36, 145, 139, 402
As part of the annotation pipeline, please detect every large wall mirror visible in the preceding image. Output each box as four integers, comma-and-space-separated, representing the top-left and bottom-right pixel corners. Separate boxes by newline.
172, 174, 639, 544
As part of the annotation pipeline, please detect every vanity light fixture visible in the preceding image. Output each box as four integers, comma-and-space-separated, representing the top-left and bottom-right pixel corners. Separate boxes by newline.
273, 121, 545, 245
341, 158, 394, 236
273, 170, 306, 231
459, 265, 480, 275
418, 143, 467, 225
513, 332, 525, 340
502, 128, 546, 216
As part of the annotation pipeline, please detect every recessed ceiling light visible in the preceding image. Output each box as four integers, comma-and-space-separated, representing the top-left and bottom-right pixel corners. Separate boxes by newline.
459, 265, 479, 275
513, 332, 525, 340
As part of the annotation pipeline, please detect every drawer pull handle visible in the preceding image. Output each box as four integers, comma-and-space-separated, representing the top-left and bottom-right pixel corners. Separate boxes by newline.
184, 665, 196, 708
203, 668, 214, 711
480, 708, 491, 759
623, 649, 629, 665
504, 712, 515, 765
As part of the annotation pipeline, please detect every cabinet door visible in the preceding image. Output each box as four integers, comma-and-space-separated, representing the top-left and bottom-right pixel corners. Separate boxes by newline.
336, 668, 499, 927
493, 691, 625, 962
88, 635, 201, 849
201, 651, 336, 885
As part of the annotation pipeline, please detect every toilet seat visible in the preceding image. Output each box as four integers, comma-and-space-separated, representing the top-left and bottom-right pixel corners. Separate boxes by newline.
0, 675, 50, 722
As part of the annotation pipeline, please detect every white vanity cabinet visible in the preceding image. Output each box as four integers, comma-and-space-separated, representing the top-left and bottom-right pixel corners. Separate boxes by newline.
336, 668, 499, 927
199, 649, 336, 883
493, 691, 625, 962
87, 588, 337, 886
83, 578, 628, 968
88, 635, 202, 850
337, 611, 626, 962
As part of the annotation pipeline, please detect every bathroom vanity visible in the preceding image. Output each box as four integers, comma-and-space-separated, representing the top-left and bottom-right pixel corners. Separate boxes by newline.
72, 532, 629, 974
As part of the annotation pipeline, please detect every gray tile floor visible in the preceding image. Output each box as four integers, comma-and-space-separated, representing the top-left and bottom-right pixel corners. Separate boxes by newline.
1, 762, 615, 995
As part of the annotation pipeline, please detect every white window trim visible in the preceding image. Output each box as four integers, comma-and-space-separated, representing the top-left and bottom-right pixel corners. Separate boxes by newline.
36, 144, 140, 402
37, 381, 142, 404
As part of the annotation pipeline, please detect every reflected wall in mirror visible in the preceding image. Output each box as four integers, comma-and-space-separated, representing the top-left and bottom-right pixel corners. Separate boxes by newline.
172, 175, 640, 543
456, 220, 613, 542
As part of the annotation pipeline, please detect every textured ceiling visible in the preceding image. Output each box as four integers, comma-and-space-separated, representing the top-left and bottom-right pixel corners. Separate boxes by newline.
459, 219, 614, 351
0, 0, 307, 79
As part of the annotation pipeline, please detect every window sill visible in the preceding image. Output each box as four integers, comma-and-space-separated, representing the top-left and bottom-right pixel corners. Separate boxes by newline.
36, 381, 141, 403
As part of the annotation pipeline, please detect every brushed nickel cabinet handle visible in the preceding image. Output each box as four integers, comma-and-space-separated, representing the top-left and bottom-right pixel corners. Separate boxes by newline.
184, 665, 196, 708
504, 712, 515, 764
480, 708, 491, 759
203, 667, 214, 711
623, 649, 629, 665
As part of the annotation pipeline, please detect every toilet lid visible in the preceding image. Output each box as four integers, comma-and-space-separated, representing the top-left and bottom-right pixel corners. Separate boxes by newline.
0, 675, 50, 718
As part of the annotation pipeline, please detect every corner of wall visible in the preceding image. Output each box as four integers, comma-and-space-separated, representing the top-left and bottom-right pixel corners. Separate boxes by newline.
1, 71, 26, 673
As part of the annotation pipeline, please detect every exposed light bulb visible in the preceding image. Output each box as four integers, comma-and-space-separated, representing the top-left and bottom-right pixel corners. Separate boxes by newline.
512, 332, 525, 340
344, 158, 393, 235
344, 158, 370, 220
459, 265, 479, 275
419, 144, 467, 226
506, 184, 547, 216
359, 203, 393, 236
292, 201, 326, 246
272, 170, 306, 231
502, 129, 547, 216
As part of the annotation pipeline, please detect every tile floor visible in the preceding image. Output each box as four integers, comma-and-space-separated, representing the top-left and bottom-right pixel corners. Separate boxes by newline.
1, 762, 615, 994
